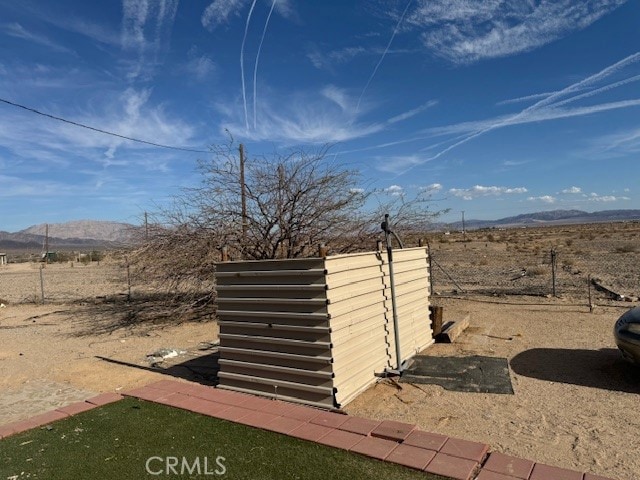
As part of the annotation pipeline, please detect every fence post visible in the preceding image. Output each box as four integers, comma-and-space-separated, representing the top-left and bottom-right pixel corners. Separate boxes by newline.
125, 256, 132, 302
39, 264, 45, 304
551, 248, 557, 297
318, 243, 328, 258
221, 246, 229, 262
426, 241, 434, 296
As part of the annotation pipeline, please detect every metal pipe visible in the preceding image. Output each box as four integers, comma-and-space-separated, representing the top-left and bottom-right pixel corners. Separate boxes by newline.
382, 214, 403, 373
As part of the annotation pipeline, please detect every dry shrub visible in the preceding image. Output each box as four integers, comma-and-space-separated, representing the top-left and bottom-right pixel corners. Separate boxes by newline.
526, 266, 547, 276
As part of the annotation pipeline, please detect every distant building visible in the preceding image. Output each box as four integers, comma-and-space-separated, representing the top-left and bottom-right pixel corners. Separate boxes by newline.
0, 253, 6, 265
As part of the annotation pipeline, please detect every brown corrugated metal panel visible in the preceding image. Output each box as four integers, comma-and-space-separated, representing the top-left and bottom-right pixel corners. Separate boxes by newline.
215, 257, 335, 408
214, 247, 432, 410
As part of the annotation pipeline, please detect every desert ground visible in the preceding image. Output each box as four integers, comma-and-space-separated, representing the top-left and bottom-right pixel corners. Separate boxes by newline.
1, 223, 638, 480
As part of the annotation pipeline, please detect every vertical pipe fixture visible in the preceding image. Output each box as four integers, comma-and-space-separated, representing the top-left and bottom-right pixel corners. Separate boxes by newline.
382, 214, 403, 373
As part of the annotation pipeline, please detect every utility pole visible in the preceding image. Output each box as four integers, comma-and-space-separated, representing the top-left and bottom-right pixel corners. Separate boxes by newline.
461, 211, 466, 241
239, 144, 247, 250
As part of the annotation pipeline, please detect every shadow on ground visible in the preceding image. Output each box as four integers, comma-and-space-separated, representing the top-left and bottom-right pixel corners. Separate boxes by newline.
510, 348, 640, 394
68, 292, 215, 336
96, 350, 220, 386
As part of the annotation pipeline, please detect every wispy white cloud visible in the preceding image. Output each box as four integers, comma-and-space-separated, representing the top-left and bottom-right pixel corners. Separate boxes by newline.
308, 46, 367, 70
121, 0, 179, 80
528, 195, 556, 204
561, 186, 582, 194
386, 100, 438, 125
497, 91, 557, 106
202, 0, 246, 30
405, 0, 628, 64
502, 160, 528, 167
385, 184, 404, 196
185, 51, 216, 81
252, 0, 278, 129
201, 0, 293, 31
3, 23, 75, 54
375, 155, 429, 173
449, 185, 527, 200
585, 193, 630, 202
587, 126, 640, 158
0, 88, 199, 168
356, 0, 413, 114
421, 183, 443, 192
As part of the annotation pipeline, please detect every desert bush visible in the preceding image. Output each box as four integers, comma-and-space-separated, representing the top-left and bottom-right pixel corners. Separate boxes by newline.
615, 244, 638, 253
526, 266, 547, 276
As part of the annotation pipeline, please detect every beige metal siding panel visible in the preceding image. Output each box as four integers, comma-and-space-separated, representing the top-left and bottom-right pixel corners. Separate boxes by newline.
325, 251, 391, 407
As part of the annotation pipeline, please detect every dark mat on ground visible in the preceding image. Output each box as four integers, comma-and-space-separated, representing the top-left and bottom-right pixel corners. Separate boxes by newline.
400, 355, 514, 394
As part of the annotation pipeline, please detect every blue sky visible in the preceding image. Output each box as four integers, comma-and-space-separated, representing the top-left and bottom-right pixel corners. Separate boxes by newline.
1, 0, 639, 232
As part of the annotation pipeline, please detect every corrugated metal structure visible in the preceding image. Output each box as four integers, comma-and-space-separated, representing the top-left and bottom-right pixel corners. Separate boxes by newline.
215, 247, 432, 409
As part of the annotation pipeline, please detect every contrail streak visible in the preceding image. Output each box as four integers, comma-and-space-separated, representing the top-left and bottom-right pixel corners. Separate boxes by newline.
547, 74, 640, 109
240, 0, 258, 131
253, 0, 277, 130
355, 0, 413, 115
393, 51, 640, 178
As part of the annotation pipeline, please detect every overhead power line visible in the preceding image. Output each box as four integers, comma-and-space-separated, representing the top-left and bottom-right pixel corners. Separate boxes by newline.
0, 97, 210, 154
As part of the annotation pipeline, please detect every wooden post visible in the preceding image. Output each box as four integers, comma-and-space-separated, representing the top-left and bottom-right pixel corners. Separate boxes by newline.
44, 223, 49, 264
318, 243, 328, 258
429, 305, 443, 337
418, 238, 424, 247
125, 256, 131, 302
551, 248, 557, 297
39, 264, 45, 304
221, 246, 229, 262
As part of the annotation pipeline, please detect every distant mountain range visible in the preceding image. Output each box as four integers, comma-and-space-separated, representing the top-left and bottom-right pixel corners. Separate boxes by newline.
443, 209, 640, 231
1, 210, 639, 251
0, 220, 136, 251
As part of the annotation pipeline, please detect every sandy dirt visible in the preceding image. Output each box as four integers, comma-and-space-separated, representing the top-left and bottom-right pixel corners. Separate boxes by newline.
346, 296, 640, 480
1, 237, 639, 480
0, 262, 218, 426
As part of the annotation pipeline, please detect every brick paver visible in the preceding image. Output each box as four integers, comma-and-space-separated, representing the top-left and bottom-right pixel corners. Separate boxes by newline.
337, 416, 381, 436
440, 437, 490, 462
403, 430, 449, 451
370, 419, 416, 442
289, 422, 334, 442
316, 429, 364, 450
529, 463, 584, 480
55, 401, 97, 416
310, 411, 349, 429
475, 470, 522, 480
482, 452, 535, 479
350, 436, 398, 460
0, 379, 605, 480
424, 452, 478, 480
386, 443, 437, 470
85, 392, 124, 406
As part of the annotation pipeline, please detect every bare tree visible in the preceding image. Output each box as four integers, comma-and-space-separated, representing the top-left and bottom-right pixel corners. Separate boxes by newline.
180, 142, 371, 259
126, 141, 446, 322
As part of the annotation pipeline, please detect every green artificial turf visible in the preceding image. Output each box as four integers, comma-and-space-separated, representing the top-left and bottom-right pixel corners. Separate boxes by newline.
0, 398, 449, 480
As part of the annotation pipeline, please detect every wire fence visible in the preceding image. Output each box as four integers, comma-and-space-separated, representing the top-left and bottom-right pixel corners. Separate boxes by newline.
427, 231, 640, 304
2, 223, 639, 308
0, 260, 129, 305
